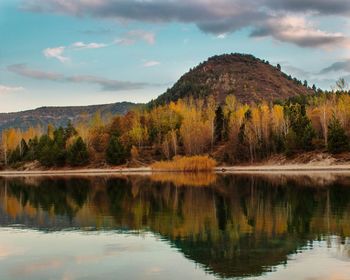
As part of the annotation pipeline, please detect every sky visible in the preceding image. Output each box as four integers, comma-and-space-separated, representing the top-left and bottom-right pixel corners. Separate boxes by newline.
1, 0, 350, 113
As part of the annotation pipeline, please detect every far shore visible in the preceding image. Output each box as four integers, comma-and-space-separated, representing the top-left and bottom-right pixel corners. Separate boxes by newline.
2, 164, 350, 176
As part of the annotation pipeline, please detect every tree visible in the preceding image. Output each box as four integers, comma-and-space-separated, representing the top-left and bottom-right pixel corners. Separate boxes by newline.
1, 130, 9, 165
277, 64, 281, 71
26, 137, 39, 161
52, 127, 67, 165
67, 137, 89, 166
285, 104, 315, 151
64, 121, 78, 142
19, 139, 29, 158
205, 95, 216, 150
214, 106, 224, 143
335, 77, 349, 92
327, 116, 349, 154
8, 147, 21, 164
285, 129, 298, 156
106, 136, 128, 165
179, 100, 211, 155
37, 135, 55, 166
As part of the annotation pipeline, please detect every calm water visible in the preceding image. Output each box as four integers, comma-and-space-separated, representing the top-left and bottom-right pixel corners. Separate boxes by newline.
0, 173, 350, 280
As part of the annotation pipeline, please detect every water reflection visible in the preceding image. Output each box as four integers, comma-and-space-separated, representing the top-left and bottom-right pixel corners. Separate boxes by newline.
1, 173, 350, 279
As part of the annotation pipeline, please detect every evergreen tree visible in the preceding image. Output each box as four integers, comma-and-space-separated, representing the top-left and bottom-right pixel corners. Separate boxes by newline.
19, 139, 29, 158
214, 106, 224, 143
52, 127, 67, 166
26, 137, 39, 161
64, 121, 77, 142
8, 147, 21, 164
106, 136, 128, 165
285, 129, 297, 157
327, 116, 349, 154
37, 135, 55, 166
67, 137, 89, 166
285, 104, 315, 151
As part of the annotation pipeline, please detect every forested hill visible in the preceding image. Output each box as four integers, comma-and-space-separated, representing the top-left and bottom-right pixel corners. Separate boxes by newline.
153, 53, 314, 105
0, 102, 140, 132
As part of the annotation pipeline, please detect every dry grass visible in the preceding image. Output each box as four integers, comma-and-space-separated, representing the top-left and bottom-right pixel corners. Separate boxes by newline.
151, 155, 217, 172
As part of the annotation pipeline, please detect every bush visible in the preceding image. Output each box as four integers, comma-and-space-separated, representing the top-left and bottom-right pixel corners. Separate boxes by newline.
151, 155, 217, 172
67, 137, 89, 166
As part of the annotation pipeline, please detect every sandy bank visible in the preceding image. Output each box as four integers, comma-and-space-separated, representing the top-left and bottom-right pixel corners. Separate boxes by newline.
2, 164, 350, 177
215, 164, 350, 173
0, 167, 152, 177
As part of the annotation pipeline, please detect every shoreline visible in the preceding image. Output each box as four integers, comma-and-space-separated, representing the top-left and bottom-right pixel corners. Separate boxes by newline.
2, 164, 350, 176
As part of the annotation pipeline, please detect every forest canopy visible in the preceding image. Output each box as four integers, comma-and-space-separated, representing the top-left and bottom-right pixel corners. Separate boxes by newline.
1, 88, 350, 168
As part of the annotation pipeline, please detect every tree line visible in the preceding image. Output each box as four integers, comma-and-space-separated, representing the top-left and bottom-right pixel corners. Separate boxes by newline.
1, 89, 350, 167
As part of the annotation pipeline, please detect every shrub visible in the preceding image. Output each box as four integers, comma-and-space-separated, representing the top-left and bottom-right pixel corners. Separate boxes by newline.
151, 155, 217, 172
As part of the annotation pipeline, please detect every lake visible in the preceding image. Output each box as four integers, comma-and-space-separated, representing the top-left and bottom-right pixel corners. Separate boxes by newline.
0, 172, 350, 280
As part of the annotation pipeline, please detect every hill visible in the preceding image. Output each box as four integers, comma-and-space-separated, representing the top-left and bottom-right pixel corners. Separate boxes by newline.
0, 102, 140, 132
153, 53, 314, 105
1, 53, 314, 132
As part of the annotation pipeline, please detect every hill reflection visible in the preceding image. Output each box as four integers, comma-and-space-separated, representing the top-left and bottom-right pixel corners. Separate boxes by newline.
1, 173, 350, 278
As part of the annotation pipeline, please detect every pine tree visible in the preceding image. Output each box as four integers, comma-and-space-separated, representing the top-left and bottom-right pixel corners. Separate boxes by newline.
214, 106, 224, 143
67, 137, 89, 166
285, 129, 298, 156
26, 137, 39, 161
327, 116, 349, 154
285, 104, 315, 151
37, 135, 53, 166
106, 136, 128, 165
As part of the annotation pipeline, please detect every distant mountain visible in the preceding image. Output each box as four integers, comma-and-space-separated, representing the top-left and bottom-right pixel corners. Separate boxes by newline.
0, 102, 140, 132
153, 53, 314, 105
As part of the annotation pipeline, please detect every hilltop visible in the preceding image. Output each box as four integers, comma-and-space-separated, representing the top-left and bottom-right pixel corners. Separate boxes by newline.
153, 53, 313, 105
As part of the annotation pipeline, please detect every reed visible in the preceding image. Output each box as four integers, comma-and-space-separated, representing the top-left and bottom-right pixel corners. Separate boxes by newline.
151, 155, 217, 172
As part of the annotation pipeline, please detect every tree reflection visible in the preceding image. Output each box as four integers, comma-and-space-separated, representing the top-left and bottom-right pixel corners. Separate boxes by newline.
1, 174, 350, 278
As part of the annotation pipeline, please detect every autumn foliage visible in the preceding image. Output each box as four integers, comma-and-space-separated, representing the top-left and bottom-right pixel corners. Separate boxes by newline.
2, 88, 350, 168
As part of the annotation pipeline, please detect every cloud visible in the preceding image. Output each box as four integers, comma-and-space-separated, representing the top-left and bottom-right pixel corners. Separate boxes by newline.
217, 33, 227, 39
67, 75, 149, 91
21, 0, 350, 50
8, 64, 154, 91
43, 41, 108, 63
143, 60, 160, 67
72, 41, 107, 49
21, 0, 266, 34
43, 33, 152, 64
0, 85, 24, 94
43, 46, 69, 63
8, 64, 64, 80
80, 27, 112, 35
320, 60, 350, 73
262, 0, 350, 16
251, 16, 350, 49
115, 30, 156, 46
